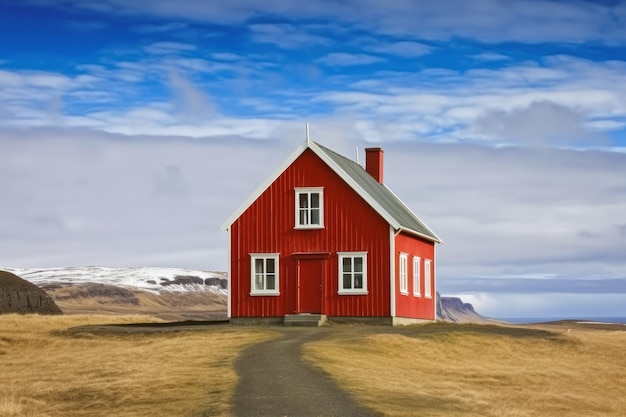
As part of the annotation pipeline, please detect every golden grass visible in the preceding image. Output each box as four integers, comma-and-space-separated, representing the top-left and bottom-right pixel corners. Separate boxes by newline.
303, 323, 626, 416
0, 314, 275, 417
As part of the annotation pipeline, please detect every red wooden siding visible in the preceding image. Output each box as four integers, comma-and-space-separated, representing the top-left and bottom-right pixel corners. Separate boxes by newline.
394, 231, 436, 320
230, 149, 391, 318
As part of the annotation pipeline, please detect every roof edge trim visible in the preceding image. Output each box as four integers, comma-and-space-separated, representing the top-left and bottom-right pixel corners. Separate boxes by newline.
220, 140, 308, 230
398, 227, 443, 244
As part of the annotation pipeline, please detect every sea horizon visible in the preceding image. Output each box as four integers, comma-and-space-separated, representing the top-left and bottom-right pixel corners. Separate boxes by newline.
497, 316, 626, 325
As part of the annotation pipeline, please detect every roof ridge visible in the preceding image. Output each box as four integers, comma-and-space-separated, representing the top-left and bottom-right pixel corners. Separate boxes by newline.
312, 141, 442, 243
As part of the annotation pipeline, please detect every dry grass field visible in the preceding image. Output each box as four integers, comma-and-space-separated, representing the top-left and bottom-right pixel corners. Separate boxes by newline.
0, 314, 275, 417
304, 322, 626, 416
3, 315, 625, 417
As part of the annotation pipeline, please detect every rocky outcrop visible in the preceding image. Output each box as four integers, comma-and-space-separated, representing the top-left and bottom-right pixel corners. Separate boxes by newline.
204, 277, 228, 289
0, 270, 62, 315
436, 292, 489, 323
159, 275, 205, 286
159, 275, 228, 289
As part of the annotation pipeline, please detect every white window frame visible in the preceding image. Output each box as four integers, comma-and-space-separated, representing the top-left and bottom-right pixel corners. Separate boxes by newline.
338, 252, 368, 295
250, 253, 280, 296
413, 256, 421, 297
399, 253, 408, 295
295, 187, 324, 229
424, 259, 432, 298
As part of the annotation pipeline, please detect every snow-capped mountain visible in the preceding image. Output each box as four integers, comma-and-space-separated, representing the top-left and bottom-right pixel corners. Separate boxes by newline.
2, 267, 491, 323
3, 266, 228, 295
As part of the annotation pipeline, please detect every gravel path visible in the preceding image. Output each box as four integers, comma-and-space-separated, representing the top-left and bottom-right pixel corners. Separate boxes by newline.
233, 327, 380, 417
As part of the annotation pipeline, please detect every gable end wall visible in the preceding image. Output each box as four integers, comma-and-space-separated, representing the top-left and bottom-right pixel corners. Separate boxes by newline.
230, 149, 391, 318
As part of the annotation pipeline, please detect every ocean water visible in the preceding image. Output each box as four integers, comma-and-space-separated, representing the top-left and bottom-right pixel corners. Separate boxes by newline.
498, 317, 626, 325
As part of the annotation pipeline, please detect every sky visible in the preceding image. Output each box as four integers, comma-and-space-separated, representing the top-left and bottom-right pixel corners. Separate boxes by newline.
1, 0, 626, 319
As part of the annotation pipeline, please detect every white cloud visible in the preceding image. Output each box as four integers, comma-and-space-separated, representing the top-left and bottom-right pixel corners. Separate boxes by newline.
368, 40, 432, 57
471, 52, 510, 61
586, 120, 626, 131
168, 71, 215, 121
153, 165, 188, 196
211, 52, 244, 62
307, 56, 626, 144
317, 52, 385, 66
473, 100, 600, 146
0, 70, 72, 90
143, 41, 197, 55
249, 23, 332, 49
3, 53, 626, 148
0, 127, 298, 268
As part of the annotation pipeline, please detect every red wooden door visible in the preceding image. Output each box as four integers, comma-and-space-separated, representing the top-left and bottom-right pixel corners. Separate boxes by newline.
298, 259, 323, 313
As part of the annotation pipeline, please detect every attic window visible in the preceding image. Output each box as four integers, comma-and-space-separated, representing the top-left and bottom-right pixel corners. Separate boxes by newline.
295, 187, 324, 229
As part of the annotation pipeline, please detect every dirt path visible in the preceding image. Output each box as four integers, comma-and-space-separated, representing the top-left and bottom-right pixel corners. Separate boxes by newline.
232, 327, 380, 417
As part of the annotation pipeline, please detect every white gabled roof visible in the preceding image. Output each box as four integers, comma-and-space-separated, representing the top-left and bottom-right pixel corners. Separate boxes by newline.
220, 140, 442, 244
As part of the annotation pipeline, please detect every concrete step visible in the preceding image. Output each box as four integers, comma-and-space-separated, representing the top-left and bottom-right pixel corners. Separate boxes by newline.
283, 314, 327, 327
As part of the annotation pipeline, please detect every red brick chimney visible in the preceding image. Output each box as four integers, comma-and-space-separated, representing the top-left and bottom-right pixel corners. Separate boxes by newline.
365, 147, 384, 184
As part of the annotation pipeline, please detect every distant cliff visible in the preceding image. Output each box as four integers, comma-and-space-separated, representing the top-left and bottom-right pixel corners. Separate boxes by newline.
436, 292, 490, 323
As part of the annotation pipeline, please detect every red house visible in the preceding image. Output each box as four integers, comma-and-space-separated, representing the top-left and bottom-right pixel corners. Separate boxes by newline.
221, 139, 442, 325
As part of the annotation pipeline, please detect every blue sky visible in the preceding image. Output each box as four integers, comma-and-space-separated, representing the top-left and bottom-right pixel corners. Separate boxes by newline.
1, 0, 626, 318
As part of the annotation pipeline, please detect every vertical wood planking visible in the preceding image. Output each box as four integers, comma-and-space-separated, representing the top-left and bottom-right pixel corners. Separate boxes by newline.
394, 232, 436, 320
230, 149, 390, 318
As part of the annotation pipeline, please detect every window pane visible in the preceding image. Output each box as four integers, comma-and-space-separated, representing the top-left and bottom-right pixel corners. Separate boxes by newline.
354, 273, 363, 289
310, 193, 319, 208
354, 257, 363, 272
299, 193, 308, 208
299, 209, 308, 225
425, 260, 431, 296
266, 259, 275, 274
255, 274, 264, 290
266, 274, 275, 290
310, 208, 320, 225
255, 258, 264, 273
342, 258, 352, 273
343, 273, 352, 289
